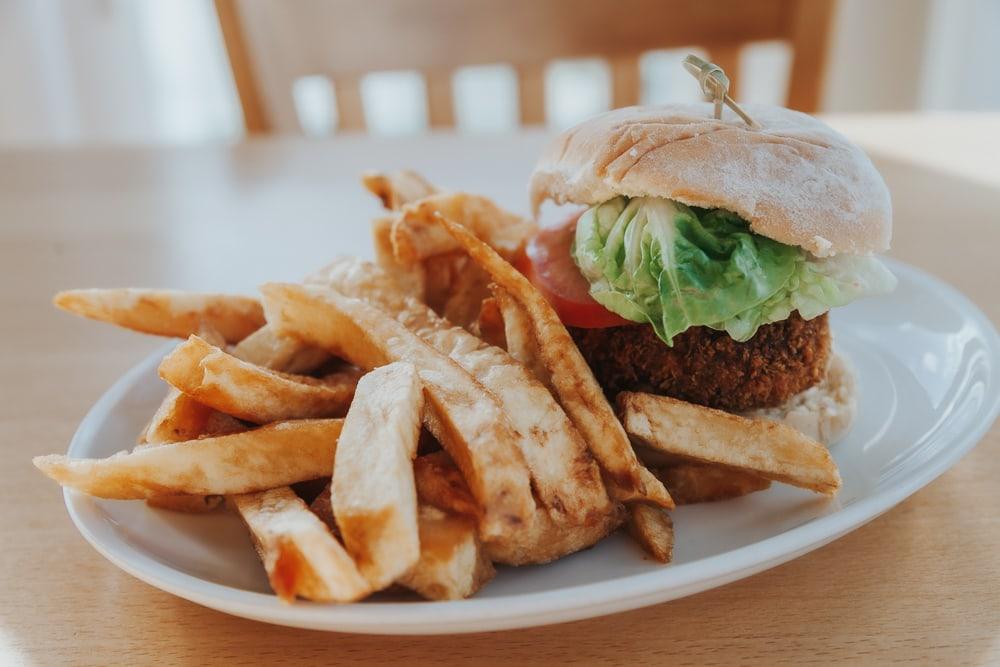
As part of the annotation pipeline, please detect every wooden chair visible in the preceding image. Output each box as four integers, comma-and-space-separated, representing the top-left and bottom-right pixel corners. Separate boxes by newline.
215, 0, 834, 134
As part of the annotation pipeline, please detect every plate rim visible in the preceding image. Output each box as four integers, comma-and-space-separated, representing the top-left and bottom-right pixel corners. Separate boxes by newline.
63, 258, 1000, 634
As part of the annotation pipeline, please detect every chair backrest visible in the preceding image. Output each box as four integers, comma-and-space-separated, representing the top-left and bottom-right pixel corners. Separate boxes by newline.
216, 0, 834, 134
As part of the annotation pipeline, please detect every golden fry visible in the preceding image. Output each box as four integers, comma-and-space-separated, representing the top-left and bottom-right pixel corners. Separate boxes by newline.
260, 282, 535, 539
333, 363, 423, 590
438, 216, 670, 508
628, 504, 674, 563
53, 288, 263, 343
308, 258, 611, 526
619, 391, 841, 495
230, 324, 330, 375
34, 419, 343, 499
158, 335, 357, 424
657, 464, 771, 505
397, 506, 495, 600
362, 170, 439, 211
233, 487, 369, 603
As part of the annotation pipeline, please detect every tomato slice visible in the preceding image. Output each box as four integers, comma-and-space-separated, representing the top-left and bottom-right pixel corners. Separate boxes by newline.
516, 211, 632, 328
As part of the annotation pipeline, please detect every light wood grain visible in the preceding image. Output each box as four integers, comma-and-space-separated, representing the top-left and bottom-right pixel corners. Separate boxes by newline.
1, 117, 998, 665
221, 0, 830, 133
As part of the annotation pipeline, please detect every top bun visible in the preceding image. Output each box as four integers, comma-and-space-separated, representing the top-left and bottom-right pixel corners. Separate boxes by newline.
530, 103, 891, 256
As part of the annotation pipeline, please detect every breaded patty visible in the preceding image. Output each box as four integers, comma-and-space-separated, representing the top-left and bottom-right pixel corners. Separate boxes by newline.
569, 312, 830, 411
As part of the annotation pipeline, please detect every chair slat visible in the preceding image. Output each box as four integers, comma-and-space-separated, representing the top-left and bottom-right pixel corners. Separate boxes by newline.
708, 44, 742, 100
334, 76, 366, 132
610, 55, 641, 109
516, 64, 546, 126
787, 0, 835, 112
426, 70, 455, 128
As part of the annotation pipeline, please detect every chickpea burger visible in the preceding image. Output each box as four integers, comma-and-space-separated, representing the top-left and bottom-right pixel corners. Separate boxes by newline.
523, 103, 897, 444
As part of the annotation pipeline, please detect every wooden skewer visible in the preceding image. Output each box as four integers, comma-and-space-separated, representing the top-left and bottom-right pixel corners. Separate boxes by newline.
682, 54, 758, 128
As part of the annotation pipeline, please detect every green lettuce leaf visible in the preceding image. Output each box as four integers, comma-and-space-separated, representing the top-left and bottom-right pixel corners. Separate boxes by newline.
572, 196, 897, 344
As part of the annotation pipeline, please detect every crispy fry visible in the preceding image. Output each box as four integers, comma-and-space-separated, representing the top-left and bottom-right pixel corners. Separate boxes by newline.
414, 451, 483, 521
230, 325, 330, 375
260, 282, 535, 538
307, 258, 611, 526
333, 363, 423, 590
619, 392, 842, 495
232, 487, 369, 602
364, 169, 440, 298
308, 482, 337, 532
362, 170, 439, 211
143, 326, 246, 508
146, 494, 224, 513
628, 504, 674, 563
312, 473, 494, 600
657, 464, 771, 505
142, 388, 241, 444
33, 419, 343, 499
53, 288, 264, 343
414, 450, 624, 565
437, 216, 670, 508
372, 217, 426, 300
393, 194, 536, 265
439, 257, 492, 330
397, 506, 495, 600
141, 324, 235, 444
158, 335, 357, 424
476, 296, 507, 349
491, 288, 551, 384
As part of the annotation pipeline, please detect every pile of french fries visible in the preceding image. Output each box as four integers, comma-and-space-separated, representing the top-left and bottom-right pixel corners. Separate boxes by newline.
34, 172, 841, 603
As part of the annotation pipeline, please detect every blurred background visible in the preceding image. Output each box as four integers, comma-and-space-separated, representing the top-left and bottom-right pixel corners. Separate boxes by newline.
1, 0, 998, 146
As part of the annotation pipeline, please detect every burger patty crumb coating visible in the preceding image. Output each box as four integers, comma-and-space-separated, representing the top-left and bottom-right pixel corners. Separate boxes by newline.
569, 312, 830, 411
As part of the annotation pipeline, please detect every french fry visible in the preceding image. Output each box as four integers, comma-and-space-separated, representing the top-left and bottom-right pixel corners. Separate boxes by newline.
149, 322, 328, 515
308, 482, 336, 531
232, 487, 369, 603
142, 388, 226, 444
436, 216, 671, 508
146, 494, 224, 513
439, 258, 492, 330
371, 217, 426, 301
491, 288, 551, 385
618, 392, 842, 495
229, 324, 330, 375
53, 288, 264, 343
628, 504, 674, 563
143, 326, 247, 509
414, 451, 482, 521
364, 170, 439, 299
310, 476, 494, 600
393, 194, 536, 265
421, 253, 467, 315
476, 296, 507, 349
362, 170, 439, 211
333, 363, 423, 590
158, 335, 358, 424
656, 464, 771, 505
308, 258, 611, 526
260, 282, 536, 538
141, 327, 232, 448
414, 450, 624, 565
33, 419, 343, 499
397, 505, 495, 600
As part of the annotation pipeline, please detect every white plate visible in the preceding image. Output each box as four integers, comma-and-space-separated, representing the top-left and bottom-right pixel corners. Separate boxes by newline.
63, 259, 1000, 634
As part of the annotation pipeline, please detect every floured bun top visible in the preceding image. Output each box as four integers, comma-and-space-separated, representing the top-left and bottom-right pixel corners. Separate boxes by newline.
530, 103, 892, 256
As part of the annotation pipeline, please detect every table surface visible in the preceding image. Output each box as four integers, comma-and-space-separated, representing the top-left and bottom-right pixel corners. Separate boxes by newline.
2, 114, 999, 666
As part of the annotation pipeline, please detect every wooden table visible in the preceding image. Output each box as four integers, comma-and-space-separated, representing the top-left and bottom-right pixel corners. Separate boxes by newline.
2, 115, 998, 665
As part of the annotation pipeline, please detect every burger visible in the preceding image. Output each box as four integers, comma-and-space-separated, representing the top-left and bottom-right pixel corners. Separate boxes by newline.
522, 103, 897, 444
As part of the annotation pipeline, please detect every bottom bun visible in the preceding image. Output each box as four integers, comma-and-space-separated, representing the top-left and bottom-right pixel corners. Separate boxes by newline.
741, 352, 857, 446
